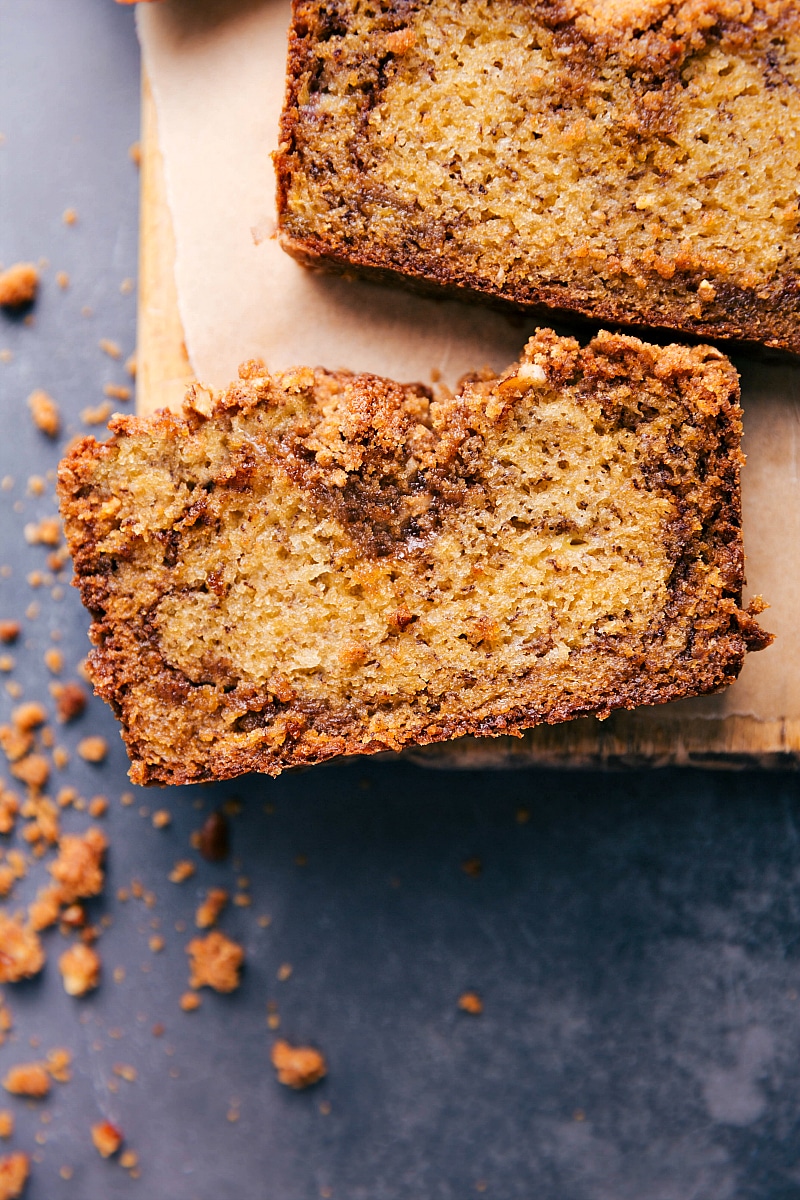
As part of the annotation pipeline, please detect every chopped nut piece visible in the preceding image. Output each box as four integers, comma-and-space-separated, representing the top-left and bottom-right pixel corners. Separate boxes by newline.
49, 827, 106, 902
195, 888, 228, 929
458, 991, 484, 1015
186, 931, 244, 993
27, 390, 60, 438
179, 991, 201, 1012
0, 625, 19, 645
0, 913, 44, 982
168, 859, 195, 884
270, 1040, 327, 1090
0, 1151, 28, 1199
0, 1111, 12, 1139
53, 682, 87, 723
0, 263, 38, 309
59, 943, 100, 996
3, 1063, 50, 1098
77, 736, 107, 763
151, 809, 171, 829
91, 1121, 122, 1158
195, 811, 230, 862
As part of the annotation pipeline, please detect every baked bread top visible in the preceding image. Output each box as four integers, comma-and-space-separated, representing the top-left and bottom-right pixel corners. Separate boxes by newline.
277, 0, 800, 352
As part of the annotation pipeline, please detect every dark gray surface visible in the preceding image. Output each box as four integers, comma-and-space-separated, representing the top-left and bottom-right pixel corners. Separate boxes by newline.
2, 3, 800, 1197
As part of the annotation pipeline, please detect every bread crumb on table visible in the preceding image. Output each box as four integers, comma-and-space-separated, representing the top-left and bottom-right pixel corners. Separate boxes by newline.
270, 1040, 327, 1090
168, 859, 195, 884
49, 827, 107, 902
58, 943, 100, 996
194, 811, 230, 862
0, 1151, 29, 1199
0, 1112, 13, 1139
179, 991, 201, 1012
52, 681, 87, 723
91, 1120, 122, 1159
0, 263, 38, 309
0, 913, 44, 983
195, 888, 228, 930
76, 736, 107, 764
2, 1063, 50, 1098
458, 991, 484, 1015
0, 624, 20, 645
27, 391, 60, 438
79, 402, 112, 428
186, 931, 244, 993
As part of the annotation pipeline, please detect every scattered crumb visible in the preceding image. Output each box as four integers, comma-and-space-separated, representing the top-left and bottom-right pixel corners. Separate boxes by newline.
88, 796, 108, 818
461, 857, 483, 879
124, 354, 136, 379
0, 791, 19, 835
112, 1063, 136, 1083
128, 141, 141, 167
59, 943, 100, 996
3, 1063, 50, 1098
98, 338, 121, 360
27, 390, 60, 438
49, 827, 107, 901
168, 860, 195, 884
277, 963, 293, 982
515, 807, 531, 824
0, 624, 19, 645
52, 681, 87, 723
103, 382, 131, 402
91, 1121, 122, 1159
0, 263, 38, 309
24, 517, 61, 547
62, 208, 77, 226
119, 278, 135, 297
0, 913, 44, 982
458, 991, 484, 1015
119, 1149, 138, 1170
186, 931, 244, 993
112, 966, 125, 985
194, 811, 230, 862
271, 1040, 327, 1090
80, 402, 112, 427
179, 991, 201, 1013
46, 1048, 71, 1084
151, 809, 171, 830
148, 935, 164, 953
0, 1151, 28, 1199
55, 271, 69, 290
76, 737, 107, 764
12, 702, 46, 732
0, 1112, 11, 1140
195, 888, 228, 930
43, 648, 63, 674
59, 1165, 73, 1181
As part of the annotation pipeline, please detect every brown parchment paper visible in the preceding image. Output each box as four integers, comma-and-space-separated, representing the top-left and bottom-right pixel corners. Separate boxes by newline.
137, 0, 800, 730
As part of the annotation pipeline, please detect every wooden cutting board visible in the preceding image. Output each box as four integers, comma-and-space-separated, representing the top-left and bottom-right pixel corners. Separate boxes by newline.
135, 72, 799, 769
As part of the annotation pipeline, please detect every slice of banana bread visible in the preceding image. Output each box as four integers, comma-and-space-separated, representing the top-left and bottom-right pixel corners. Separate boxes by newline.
276, 0, 800, 353
58, 331, 770, 785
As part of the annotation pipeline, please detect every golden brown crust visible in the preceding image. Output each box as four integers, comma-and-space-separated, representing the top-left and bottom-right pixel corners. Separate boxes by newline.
276, 0, 800, 353
57, 332, 771, 784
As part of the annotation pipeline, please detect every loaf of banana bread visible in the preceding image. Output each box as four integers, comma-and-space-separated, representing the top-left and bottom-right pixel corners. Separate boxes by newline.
276, 0, 800, 353
58, 331, 770, 784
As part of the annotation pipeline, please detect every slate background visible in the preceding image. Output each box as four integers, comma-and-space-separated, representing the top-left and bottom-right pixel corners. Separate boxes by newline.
1, 2, 800, 1197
